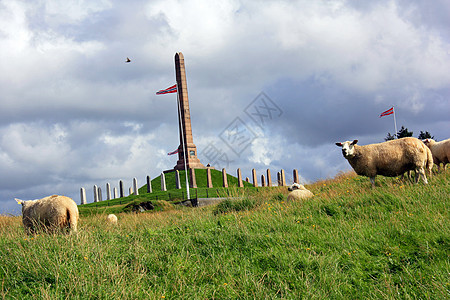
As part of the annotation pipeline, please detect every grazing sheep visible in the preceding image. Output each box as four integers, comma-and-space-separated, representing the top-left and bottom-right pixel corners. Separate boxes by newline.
335, 137, 433, 187
15, 195, 79, 234
423, 138, 450, 172
106, 214, 118, 225
287, 183, 314, 201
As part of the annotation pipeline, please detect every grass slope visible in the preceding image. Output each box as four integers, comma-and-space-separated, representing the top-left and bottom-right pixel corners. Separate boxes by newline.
1, 171, 448, 299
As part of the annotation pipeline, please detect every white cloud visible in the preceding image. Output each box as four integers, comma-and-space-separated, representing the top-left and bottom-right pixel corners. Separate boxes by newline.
44, 0, 112, 25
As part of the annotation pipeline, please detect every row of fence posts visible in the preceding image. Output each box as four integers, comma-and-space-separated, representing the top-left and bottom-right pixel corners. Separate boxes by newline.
80, 168, 300, 205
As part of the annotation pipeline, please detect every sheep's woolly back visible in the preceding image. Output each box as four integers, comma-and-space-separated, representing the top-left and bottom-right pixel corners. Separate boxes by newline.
424, 138, 450, 168
287, 189, 314, 201
20, 195, 79, 234
106, 214, 118, 225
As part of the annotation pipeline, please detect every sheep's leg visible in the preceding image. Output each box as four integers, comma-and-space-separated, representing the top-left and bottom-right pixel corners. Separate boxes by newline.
369, 177, 376, 187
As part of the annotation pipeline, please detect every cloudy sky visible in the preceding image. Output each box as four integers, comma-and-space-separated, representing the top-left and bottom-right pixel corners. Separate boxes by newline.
1, 0, 449, 214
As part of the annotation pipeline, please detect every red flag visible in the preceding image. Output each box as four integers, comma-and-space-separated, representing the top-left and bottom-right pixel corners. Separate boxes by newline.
156, 84, 177, 95
167, 149, 179, 156
380, 107, 394, 118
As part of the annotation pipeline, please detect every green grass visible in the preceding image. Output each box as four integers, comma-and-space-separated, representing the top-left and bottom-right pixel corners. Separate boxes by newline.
1, 171, 449, 299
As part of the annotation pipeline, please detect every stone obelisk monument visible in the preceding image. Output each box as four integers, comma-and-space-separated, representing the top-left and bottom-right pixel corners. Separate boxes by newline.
174, 52, 205, 170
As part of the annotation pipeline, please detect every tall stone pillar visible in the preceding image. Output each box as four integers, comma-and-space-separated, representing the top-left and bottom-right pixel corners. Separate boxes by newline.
189, 168, 197, 188
266, 169, 272, 187
106, 183, 111, 200
237, 168, 244, 187
119, 180, 124, 198
280, 169, 286, 186
252, 169, 258, 187
133, 178, 139, 195
147, 176, 152, 193
174, 52, 205, 170
222, 168, 228, 188
206, 168, 213, 188
293, 169, 299, 184
93, 185, 98, 202
175, 170, 181, 189
80, 187, 86, 205
161, 172, 167, 191
261, 175, 266, 187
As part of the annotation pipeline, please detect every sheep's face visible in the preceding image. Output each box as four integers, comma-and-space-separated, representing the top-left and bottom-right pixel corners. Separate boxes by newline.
423, 139, 435, 147
335, 140, 358, 158
288, 183, 305, 191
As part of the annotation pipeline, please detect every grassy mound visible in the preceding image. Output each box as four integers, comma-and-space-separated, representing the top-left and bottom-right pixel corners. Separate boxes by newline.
78, 168, 255, 216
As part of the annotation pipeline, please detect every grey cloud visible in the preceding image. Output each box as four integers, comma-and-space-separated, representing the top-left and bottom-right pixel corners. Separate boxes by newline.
0, 0, 449, 215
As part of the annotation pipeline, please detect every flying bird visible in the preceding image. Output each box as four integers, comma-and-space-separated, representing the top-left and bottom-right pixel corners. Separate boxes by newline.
125, 57, 131, 63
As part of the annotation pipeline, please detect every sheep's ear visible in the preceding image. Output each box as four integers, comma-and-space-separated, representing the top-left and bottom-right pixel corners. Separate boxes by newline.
351, 140, 358, 145
335, 142, 343, 147
15, 198, 23, 205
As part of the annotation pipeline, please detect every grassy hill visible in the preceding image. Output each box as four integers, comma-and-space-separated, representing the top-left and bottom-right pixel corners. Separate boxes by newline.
0, 171, 448, 299
78, 168, 255, 216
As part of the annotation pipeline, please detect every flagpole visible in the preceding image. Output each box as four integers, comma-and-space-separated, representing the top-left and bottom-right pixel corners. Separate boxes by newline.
392, 106, 398, 139
176, 83, 190, 200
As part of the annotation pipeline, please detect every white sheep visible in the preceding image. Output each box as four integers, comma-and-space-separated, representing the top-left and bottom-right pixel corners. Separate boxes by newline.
287, 183, 314, 200
423, 138, 450, 172
335, 137, 433, 187
15, 195, 79, 234
106, 214, 118, 225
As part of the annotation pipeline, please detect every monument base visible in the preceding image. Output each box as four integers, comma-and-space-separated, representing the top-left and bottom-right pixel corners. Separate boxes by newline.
174, 143, 206, 170
174, 159, 206, 171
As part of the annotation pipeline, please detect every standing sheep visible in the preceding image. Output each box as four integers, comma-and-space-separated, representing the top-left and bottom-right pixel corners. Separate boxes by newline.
15, 195, 79, 234
287, 183, 314, 200
335, 137, 433, 187
423, 138, 450, 172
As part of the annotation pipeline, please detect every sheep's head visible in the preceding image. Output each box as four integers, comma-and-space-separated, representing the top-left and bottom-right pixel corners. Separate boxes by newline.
335, 140, 358, 158
288, 183, 306, 191
15, 198, 28, 212
423, 139, 435, 147
15, 198, 39, 213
